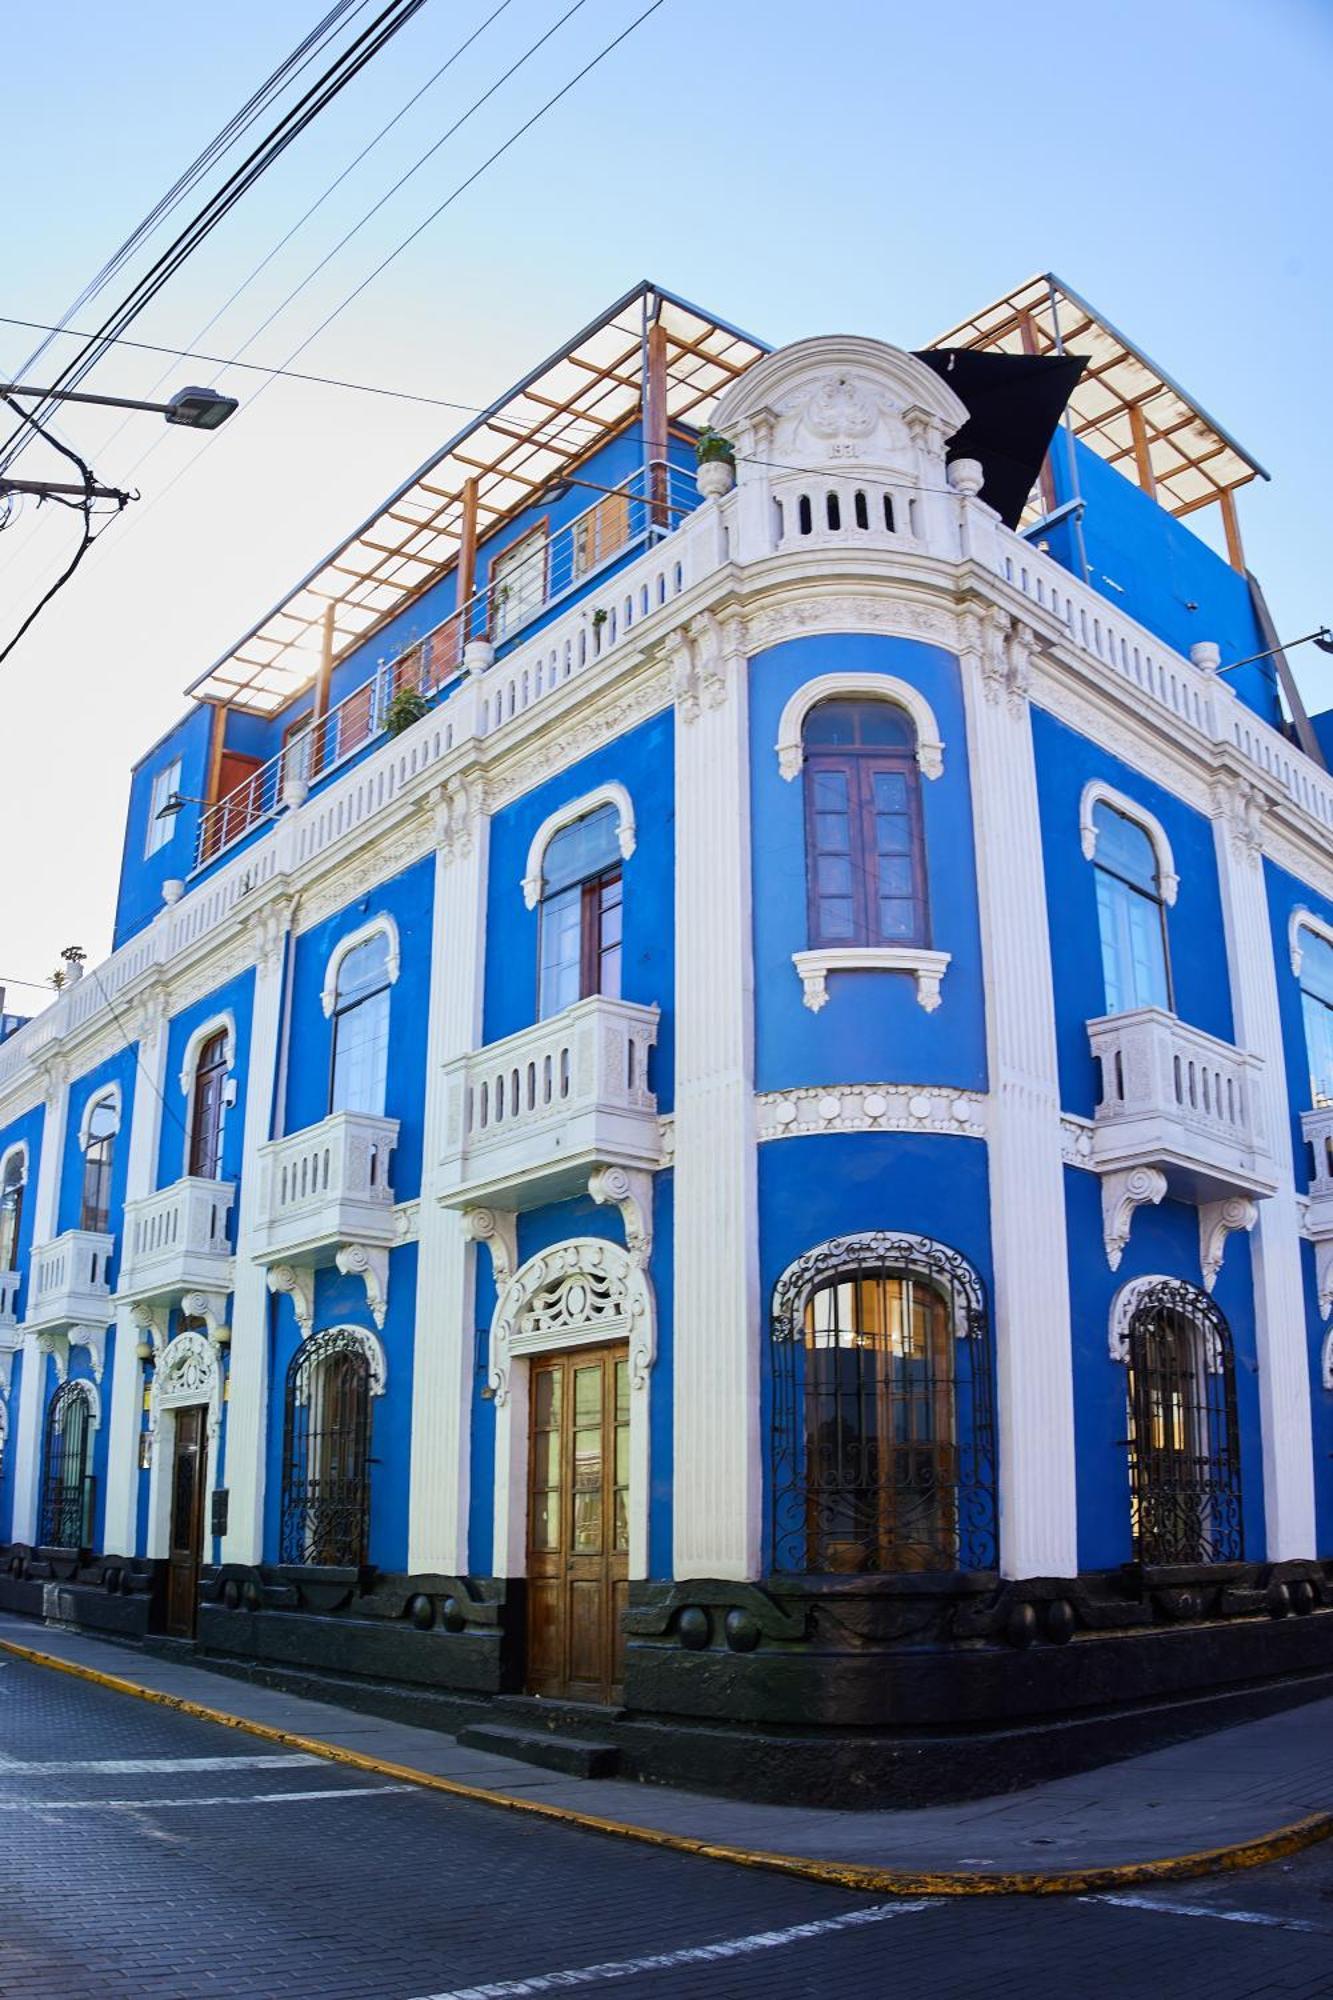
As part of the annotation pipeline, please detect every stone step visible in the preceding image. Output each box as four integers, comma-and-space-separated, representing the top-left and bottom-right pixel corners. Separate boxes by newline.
456, 1721, 619, 1779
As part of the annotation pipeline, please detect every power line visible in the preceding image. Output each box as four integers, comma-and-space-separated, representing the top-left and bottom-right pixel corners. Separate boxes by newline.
102, 0, 595, 509
0, 0, 431, 473
0, 318, 487, 414
0, 394, 129, 667
29, 0, 521, 479
2, 3, 371, 396
65, 0, 670, 568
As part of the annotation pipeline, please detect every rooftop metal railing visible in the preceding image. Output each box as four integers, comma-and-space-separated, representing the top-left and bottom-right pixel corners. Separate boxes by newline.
193, 463, 699, 871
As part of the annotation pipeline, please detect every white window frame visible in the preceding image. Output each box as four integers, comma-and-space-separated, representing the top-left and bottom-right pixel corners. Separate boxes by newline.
774, 672, 945, 783
1079, 781, 1179, 904
78, 1084, 122, 1153
146, 758, 183, 857
320, 917, 401, 1020
177, 1012, 237, 1179
521, 784, 637, 910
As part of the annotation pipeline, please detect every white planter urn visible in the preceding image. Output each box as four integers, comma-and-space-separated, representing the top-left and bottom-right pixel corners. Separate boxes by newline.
463, 638, 495, 676
696, 457, 735, 500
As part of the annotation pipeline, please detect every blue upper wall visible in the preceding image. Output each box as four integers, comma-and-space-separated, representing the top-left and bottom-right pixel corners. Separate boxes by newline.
748, 633, 987, 1094
114, 701, 215, 948
1045, 436, 1276, 723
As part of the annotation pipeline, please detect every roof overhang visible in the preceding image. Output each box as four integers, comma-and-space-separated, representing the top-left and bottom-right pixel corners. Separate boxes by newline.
186, 281, 768, 714
928, 272, 1268, 523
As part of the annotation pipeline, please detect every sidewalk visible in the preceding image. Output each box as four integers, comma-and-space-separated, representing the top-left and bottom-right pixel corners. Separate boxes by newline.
2, 1611, 1330, 1894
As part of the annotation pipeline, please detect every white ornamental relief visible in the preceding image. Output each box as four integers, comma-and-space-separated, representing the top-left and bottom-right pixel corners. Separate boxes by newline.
490, 1237, 655, 1406
782, 371, 893, 463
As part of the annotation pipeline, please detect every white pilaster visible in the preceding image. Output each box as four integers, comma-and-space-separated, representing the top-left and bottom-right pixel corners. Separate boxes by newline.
102, 994, 169, 1556
1211, 761, 1317, 1558
960, 605, 1079, 1579
220, 897, 293, 1565
12, 1064, 70, 1543
671, 612, 761, 1580
409, 768, 489, 1576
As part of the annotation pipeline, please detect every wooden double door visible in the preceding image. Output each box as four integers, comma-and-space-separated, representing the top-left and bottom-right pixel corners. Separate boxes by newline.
526, 1344, 629, 1704
166, 1406, 208, 1639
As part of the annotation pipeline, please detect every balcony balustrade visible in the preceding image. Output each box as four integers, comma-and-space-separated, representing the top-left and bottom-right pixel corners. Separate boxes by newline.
119, 1177, 235, 1304
1301, 1107, 1333, 1348
440, 996, 660, 1211
0, 1268, 19, 1329
1087, 1007, 1275, 1282
25, 1229, 115, 1334
253, 1112, 399, 1267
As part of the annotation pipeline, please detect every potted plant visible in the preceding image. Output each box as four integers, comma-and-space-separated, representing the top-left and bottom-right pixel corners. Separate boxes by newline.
384, 687, 430, 737
695, 428, 736, 498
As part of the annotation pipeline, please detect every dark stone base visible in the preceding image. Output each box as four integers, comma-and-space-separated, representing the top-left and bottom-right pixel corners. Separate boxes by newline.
3, 1548, 1332, 1806
0, 1547, 162, 1640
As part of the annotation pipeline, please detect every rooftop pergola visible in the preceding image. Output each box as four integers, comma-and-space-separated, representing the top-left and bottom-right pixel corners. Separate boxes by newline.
929, 273, 1268, 568
187, 282, 769, 715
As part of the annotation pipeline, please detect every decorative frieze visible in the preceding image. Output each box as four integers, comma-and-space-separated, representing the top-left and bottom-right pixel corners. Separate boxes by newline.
755, 1084, 986, 1144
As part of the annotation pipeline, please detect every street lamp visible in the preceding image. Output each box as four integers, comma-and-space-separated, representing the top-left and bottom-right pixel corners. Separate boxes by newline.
0, 380, 238, 431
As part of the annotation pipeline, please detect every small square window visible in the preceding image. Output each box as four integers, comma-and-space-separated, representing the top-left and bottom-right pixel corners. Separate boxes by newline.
146, 759, 183, 857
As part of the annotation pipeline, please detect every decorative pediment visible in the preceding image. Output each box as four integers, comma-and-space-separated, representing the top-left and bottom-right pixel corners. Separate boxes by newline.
489, 1237, 654, 1406
710, 335, 968, 478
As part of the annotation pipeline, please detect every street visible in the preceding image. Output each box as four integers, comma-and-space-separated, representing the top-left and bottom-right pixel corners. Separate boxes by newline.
0, 1656, 1329, 1999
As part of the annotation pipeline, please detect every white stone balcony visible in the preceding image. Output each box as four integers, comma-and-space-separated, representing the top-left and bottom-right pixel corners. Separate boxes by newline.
118, 1177, 235, 1305
0, 1269, 19, 1330
1087, 1007, 1275, 1285
253, 1112, 399, 1267
439, 996, 661, 1211
25, 1229, 115, 1342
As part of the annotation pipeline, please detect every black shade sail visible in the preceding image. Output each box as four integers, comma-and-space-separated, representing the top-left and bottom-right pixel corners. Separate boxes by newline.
913, 348, 1088, 529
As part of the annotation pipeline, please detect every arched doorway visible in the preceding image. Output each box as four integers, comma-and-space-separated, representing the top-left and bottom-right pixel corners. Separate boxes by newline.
488, 1239, 654, 1705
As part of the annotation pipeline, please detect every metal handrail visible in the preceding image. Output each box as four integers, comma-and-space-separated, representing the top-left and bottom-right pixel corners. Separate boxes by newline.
193, 463, 699, 871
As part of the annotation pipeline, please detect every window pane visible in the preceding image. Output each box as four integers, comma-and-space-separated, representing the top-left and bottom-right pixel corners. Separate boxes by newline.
542, 805, 621, 897
803, 700, 913, 749
491, 527, 547, 639
539, 884, 582, 1019
1093, 801, 1159, 894
1303, 991, 1333, 1107
811, 768, 851, 811
1301, 930, 1333, 1007
818, 897, 857, 940
336, 934, 390, 1003
1096, 867, 1168, 1013
878, 896, 917, 939
816, 854, 854, 897
331, 988, 389, 1115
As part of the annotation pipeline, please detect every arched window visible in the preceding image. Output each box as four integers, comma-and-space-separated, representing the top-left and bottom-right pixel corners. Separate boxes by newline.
538, 804, 623, 1020
280, 1329, 380, 1567
1296, 924, 1333, 1108
330, 933, 391, 1117
188, 1029, 230, 1179
1118, 1278, 1242, 1565
40, 1380, 97, 1549
1090, 800, 1171, 1014
79, 1092, 119, 1234
770, 1234, 996, 1576
802, 700, 927, 949
0, 1148, 25, 1273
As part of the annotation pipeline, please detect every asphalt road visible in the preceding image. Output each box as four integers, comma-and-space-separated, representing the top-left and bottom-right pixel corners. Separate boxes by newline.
0, 1654, 1331, 1999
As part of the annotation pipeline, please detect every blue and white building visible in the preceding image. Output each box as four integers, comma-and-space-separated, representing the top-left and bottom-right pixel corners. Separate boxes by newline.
1, 277, 1330, 1799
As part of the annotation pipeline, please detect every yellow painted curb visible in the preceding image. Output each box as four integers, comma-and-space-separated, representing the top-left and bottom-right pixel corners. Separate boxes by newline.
3, 1635, 1330, 1898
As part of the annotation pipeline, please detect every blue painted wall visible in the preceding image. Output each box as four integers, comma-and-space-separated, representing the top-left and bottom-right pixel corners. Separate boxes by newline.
157, 969, 257, 1203
756, 1131, 993, 1571
114, 702, 215, 947
57, 1046, 140, 1280
1065, 1168, 1266, 1570
282, 856, 434, 1202
0, 1100, 45, 1322
264, 1245, 417, 1572
482, 710, 676, 1110
748, 634, 986, 1094
1047, 436, 1275, 723
0, 1347, 21, 1543
1032, 705, 1235, 1119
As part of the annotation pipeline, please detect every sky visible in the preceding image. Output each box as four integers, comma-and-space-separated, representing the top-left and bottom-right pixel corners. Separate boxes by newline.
1, 0, 1330, 1005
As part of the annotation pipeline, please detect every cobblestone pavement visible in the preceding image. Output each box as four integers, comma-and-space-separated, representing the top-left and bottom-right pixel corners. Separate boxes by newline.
1, 1655, 1331, 1999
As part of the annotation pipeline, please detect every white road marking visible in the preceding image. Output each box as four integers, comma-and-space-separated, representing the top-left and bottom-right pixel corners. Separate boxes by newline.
411, 1902, 935, 1998
0, 1754, 320, 1775
0, 1784, 412, 1811
1084, 1892, 1327, 1934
